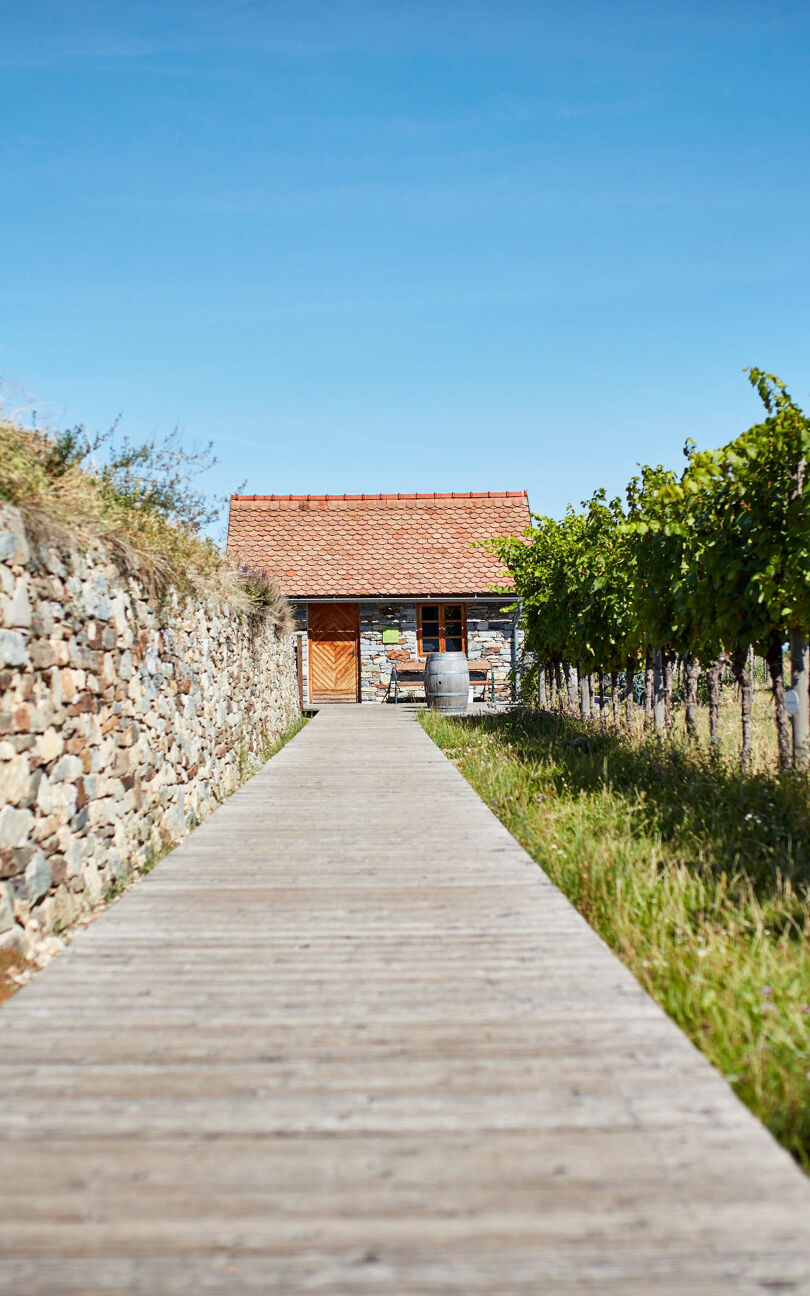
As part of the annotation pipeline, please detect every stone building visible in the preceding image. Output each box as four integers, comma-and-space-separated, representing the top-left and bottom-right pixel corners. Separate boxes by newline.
226, 491, 531, 705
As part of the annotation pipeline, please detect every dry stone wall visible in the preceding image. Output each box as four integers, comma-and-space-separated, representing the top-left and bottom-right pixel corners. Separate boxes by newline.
0, 503, 299, 960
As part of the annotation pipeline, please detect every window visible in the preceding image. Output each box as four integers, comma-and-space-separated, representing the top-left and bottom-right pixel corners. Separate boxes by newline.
417, 603, 466, 656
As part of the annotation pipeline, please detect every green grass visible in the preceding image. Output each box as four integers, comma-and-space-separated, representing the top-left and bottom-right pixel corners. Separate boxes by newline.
259, 715, 308, 763
104, 871, 131, 904
420, 704, 810, 1170
235, 716, 308, 786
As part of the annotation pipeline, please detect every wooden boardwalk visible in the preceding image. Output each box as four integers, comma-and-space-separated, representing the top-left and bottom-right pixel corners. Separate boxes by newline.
2, 704, 809, 1294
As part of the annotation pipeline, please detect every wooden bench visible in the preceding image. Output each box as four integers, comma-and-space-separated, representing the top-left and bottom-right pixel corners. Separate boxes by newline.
389, 658, 496, 704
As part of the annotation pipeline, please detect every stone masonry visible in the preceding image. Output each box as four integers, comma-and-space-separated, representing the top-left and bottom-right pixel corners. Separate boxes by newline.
0, 503, 299, 960
360, 601, 520, 703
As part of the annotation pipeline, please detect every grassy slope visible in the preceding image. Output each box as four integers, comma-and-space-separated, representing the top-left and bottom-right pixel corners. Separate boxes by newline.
0, 417, 288, 625
421, 699, 810, 1170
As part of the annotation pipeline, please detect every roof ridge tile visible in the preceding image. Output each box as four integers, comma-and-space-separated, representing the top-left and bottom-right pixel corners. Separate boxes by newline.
231, 490, 527, 503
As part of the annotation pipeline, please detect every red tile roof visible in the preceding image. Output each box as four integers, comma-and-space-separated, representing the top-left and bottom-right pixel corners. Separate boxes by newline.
226, 492, 531, 597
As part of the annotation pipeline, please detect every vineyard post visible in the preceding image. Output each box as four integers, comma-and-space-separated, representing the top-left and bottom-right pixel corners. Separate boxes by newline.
708, 657, 722, 746
789, 632, 810, 768
766, 636, 791, 769
652, 648, 666, 733
566, 664, 578, 715
685, 656, 700, 740
731, 646, 753, 771
579, 670, 591, 720
610, 670, 620, 727
644, 651, 653, 729
788, 410, 809, 767
554, 661, 564, 713
663, 652, 674, 732
625, 654, 636, 728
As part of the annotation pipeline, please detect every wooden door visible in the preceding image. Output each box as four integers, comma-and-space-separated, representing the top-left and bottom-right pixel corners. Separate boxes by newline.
308, 604, 360, 703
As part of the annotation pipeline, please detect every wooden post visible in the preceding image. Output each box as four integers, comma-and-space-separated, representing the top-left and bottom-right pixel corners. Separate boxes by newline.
555, 660, 565, 713
625, 654, 636, 729
684, 656, 700, 740
766, 637, 791, 770
790, 631, 810, 768
652, 648, 666, 734
566, 664, 579, 715
579, 670, 591, 720
788, 446, 808, 767
663, 652, 674, 732
511, 605, 521, 702
296, 634, 304, 710
708, 657, 722, 746
731, 646, 753, 772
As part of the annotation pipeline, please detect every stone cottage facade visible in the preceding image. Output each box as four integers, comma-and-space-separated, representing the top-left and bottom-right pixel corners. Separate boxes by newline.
226, 492, 531, 704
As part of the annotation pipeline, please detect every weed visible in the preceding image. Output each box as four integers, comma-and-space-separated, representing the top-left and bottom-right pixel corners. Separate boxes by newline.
138, 844, 166, 876
260, 716, 308, 764
231, 716, 308, 786
104, 872, 130, 904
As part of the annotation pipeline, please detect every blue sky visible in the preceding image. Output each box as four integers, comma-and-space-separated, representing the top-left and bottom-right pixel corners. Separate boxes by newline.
2, 0, 810, 537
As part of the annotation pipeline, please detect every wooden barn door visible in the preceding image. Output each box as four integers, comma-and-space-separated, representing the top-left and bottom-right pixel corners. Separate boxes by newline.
308, 604, 360, 703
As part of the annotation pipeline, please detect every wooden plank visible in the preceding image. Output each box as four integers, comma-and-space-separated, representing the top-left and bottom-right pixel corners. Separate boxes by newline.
0, 704, 809, 1294
295, 633, 304, 708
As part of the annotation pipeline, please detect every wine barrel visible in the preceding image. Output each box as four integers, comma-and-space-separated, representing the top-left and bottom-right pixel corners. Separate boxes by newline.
424, 652, 470, 716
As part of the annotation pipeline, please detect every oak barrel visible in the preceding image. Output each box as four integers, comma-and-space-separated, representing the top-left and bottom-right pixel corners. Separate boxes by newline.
424, 652, 470, 716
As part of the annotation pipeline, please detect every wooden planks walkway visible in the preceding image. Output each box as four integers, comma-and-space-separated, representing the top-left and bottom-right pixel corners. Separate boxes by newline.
1, 704, 809, 1294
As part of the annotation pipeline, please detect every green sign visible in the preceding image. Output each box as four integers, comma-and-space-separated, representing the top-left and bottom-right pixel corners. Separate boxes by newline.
382, 626, 400, 644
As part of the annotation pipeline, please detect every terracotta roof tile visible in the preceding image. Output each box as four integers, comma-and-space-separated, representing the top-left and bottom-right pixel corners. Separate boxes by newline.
226, 491, 531, 598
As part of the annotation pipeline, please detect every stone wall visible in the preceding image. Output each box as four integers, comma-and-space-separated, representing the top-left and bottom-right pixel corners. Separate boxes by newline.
360, 600, 519, 702
467, 601, 521, 696
292, 599, 519, 704
359, 602, 418, 702
0, 503, 299, 959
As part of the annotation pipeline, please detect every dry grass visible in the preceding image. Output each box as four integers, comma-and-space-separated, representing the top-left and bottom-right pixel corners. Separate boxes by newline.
668, 672, 785, 772
422, 695, 810, 1170
0, 416, 289, 629
0, 948, 34, 1005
